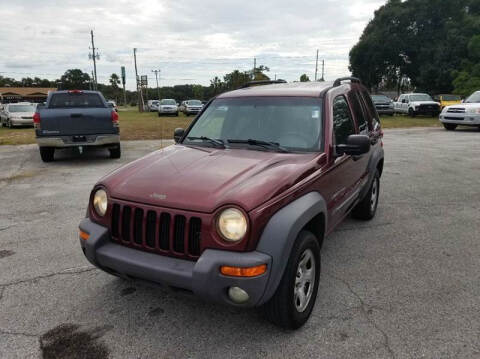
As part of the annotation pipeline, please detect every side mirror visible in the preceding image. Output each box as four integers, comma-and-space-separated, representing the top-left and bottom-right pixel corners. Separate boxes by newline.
401, 99, 405, 103
336, 135, 370, 156
174, 128, 185, 143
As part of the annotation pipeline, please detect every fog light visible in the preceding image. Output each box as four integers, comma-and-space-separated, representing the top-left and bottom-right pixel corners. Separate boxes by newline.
228, 286, 249, 304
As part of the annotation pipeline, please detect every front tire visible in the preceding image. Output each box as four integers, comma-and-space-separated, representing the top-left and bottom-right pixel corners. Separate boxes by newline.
39, 147, 55, 162
261, 230, 320, 330
443, 123, 457, 131
408, 108, 416, 117
109, 144, 121, 159
352, 170, 380, 220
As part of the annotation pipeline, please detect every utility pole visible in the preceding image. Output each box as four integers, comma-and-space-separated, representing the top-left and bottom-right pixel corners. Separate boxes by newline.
133, 48, 143, 112
253, 57, 256, 80
151, 69, 161, 100
315, 49, 319, 81
121, 66, 127, 106
89, 30, 99, 90
321, 59, 325, 81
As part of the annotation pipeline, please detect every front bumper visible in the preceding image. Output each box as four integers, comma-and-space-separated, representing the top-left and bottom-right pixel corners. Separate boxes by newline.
440, 113, 480, 126
36, 134, 120, 148
79, 218, 271, 307
376, 108, 394, 115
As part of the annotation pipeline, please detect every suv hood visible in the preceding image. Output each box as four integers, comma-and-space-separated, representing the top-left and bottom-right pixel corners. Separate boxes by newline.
100, 145, 323, 213
445, 103, 480, 109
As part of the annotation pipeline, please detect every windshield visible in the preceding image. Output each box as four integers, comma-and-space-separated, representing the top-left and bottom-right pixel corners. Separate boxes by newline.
441, 94, 461, 101
187, 100, 202, 106
184, 97, 322, 152
465, 92, 480, 103
8, 104, 34, 112
409, 94, 433, 102
49, 93, 105, 108
371, 95, 391, 103
160, 99, 176, 105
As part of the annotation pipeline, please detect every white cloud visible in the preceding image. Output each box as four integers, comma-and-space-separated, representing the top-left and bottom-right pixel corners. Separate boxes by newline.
0, 0, 385, 89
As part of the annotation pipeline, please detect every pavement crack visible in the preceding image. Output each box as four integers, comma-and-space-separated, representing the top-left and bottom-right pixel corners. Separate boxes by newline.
0, 328, 39, 338
0, 266, 97, 288
328, 274, 397, 359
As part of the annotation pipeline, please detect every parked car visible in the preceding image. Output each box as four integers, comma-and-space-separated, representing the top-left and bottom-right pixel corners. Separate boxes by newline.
79, 77, 384, 329
434, 94, 462, 110
439, 90, 480, 131
147, 100, 160, 112
35, 90, 120, 162
0, 102, 36, 128
394, 93, 441, 117
371, 94, 394, 116
179, 99, 203, 115
106, 100, 118, 112
158, 99, 178, 116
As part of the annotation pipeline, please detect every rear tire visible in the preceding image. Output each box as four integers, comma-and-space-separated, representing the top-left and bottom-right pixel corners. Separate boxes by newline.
352, 170, 380, 220
39, 147, 55, 162
261, 230, 320, 330
158, 112, 161, 117
175, 112, 179, 117
109, 144, 121, 159
443, 123, 457, 131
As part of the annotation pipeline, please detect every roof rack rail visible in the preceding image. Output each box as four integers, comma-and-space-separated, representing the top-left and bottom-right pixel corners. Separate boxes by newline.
241, 79, 287, 88
333, 77, 361, 87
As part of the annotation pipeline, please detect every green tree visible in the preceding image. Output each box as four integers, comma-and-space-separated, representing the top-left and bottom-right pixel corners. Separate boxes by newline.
349, 0, 480, 93
300, 74, 310, 82
109, 73, 120, 89
59, 69, 91, 90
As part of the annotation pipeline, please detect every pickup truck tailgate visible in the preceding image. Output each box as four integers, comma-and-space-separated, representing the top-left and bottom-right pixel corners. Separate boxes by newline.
39, 107, 115, 136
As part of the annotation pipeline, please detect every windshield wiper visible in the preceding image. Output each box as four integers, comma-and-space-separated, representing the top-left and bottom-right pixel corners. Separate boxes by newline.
227, 139, 290, 153
186, 136, 225, 148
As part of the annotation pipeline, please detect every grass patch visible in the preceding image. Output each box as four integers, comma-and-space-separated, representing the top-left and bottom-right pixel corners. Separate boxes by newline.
379, 114, 441, 129
0, 110, 195, 145
0, 110, 441, 146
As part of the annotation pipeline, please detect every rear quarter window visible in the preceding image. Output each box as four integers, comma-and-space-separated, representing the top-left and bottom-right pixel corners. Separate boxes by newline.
49, 93, 105, 108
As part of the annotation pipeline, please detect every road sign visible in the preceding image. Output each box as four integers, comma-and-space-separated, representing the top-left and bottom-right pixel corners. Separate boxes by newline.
140, 75, 148, 86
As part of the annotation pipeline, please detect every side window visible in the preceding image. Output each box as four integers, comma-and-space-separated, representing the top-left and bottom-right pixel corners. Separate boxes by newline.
348, 92, 368, 133
397, 95, 403, 102
360, 90, 380, 129
332, 96, 355, 145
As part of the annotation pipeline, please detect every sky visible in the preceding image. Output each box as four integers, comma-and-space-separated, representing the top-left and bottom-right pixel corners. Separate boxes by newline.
0, 0, 385, 90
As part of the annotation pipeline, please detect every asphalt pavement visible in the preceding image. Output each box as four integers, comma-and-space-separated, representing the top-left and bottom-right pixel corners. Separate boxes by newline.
0, 128, 479, 359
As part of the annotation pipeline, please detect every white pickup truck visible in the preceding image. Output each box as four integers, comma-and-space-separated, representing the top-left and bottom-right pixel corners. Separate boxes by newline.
394, 93, 441, 117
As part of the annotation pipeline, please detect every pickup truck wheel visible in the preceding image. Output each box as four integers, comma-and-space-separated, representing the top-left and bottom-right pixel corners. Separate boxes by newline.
443, 123, 457, 131
352, 170, 380, 220
39, 147, 55, 162
261, 230, 320, 330
158, 112, 161, 117
6, 118, 12, 128
109, 145, 121, 159
408, 108, 416, 117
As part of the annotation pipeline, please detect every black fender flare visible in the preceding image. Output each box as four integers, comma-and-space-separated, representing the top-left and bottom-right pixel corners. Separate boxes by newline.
255, 191, 327, 305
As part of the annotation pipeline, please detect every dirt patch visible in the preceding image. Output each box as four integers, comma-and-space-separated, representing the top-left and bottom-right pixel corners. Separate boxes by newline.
40, 323, 112, 359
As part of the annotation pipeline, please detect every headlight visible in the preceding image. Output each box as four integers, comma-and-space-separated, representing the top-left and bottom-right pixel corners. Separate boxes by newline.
217, 208, 247, 242
466, 108, 480, 114
93, 189, 108, 216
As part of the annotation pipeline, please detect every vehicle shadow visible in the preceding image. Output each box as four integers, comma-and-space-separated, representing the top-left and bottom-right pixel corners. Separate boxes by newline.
50, 146, 113, 163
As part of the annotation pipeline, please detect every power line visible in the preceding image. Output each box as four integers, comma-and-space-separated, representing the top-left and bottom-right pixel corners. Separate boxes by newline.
151, 69, 161, 100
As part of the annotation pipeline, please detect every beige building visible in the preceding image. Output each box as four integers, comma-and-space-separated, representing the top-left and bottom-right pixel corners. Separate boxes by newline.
0, 87, 57, 103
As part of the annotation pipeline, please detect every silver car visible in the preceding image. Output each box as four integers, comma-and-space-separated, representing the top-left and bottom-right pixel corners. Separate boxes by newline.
179, 99, 203, 116
440, 91, 480, 131
0, 102, 36, 128
158, 99, 178, 116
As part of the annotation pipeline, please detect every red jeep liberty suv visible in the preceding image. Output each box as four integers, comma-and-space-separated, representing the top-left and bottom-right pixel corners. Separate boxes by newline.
79, 77, 384, 329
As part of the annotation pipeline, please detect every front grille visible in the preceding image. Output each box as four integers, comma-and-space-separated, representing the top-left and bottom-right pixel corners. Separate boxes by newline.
110, 202, 202, 259
419, 104, 438, 111
444, 116, 463, 121
447, 108, 465, 113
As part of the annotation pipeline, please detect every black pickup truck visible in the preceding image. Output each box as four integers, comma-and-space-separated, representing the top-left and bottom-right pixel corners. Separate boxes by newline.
34, 90, 121, 162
